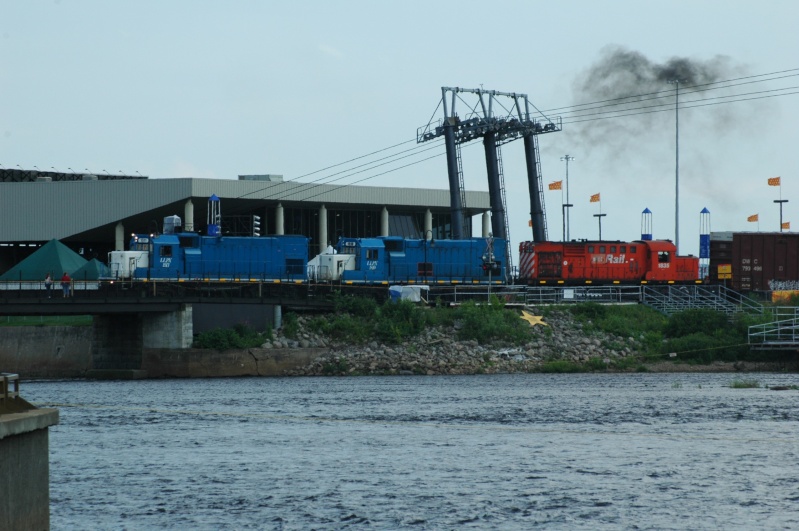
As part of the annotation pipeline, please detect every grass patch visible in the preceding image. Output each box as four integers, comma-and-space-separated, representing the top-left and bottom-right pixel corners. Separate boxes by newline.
0, 315, 93, 326
729, 378, 761, 389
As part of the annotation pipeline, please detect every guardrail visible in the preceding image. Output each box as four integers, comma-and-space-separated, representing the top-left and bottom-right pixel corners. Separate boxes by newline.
1, 373, 35, 414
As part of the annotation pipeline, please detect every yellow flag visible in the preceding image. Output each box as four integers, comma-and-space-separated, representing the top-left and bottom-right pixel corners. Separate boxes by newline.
782, 221, 790, 230
548, 180, 562, 191
768, 176, 781, 186
590, 193, 600, 203
747, 214, 759, 222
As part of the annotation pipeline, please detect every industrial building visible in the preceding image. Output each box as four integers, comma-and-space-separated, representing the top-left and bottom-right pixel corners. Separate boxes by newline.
0, 168, 492, 273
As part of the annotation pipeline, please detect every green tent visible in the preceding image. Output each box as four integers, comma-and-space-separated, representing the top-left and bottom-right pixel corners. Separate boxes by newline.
71, 258, 111, 281
0, 239, 89, 282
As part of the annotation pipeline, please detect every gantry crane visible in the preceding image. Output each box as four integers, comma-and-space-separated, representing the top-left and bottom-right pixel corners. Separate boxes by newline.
417, 87, 561, 272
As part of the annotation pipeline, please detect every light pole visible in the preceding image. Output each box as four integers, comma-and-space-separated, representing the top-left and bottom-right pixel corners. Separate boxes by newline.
562, 203, 573, 242
560, 155, 575, 240
594, 213, 607, 240
667, 79, 686, 253
775, 200, 789, 231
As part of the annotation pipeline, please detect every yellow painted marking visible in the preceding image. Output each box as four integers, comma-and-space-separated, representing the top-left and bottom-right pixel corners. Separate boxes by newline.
520, 310, 548, 327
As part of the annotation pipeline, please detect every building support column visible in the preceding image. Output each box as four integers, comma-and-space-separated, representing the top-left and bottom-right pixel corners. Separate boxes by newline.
184, 199, 194, 232
482, 211, 491, 237
318, 204, 328, 254
276, 203, 284, 235
424, 209, 433, 237
115, 222, 124, 251
380, 207, 389, 237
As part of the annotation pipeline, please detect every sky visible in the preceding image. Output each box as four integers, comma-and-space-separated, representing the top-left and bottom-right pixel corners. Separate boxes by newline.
2, 0, 798, 258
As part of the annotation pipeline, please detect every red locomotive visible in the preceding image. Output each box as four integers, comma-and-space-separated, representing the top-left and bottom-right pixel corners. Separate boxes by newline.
518, 240, 701, 285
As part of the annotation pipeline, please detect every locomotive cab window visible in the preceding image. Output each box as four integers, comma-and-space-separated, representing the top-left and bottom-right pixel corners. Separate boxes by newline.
658, 251, 670, 263
366, 249, 378, 260
160, 246, 173, 257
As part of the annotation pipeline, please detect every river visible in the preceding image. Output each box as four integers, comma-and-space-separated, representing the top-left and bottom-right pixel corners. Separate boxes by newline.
26, 373, 799, 530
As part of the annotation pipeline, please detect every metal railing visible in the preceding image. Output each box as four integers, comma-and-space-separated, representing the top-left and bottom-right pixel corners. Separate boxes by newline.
1, 373, 35, 414
749, 317, 799, 349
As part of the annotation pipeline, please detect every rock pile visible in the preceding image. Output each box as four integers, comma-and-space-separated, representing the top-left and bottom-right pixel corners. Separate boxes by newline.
271, 309, 646, 376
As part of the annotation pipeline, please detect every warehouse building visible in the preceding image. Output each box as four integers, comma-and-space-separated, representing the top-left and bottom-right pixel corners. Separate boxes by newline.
0, 168, 492, 273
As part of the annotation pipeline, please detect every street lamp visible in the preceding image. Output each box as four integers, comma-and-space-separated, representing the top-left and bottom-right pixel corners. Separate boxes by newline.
560, 155, 575, 240
562, 203, 573, 242
593, 213, 607, 240
667, 79, 686, 253
775, 199, 789, 232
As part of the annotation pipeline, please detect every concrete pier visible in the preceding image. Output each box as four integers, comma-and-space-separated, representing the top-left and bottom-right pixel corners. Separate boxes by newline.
0, 373, 59, 531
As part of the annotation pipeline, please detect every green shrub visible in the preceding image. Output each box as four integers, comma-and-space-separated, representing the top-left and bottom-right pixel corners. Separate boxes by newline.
454, 297, 529, 344
539, 360, 584, 373
665, 309, 731, 338
569, 302, 607, 320
584, 357, 609, 372
282, 312, 299, 339
333, 293, 378, 318
193, 324, 265, 350
375, 300, 427, 343
729, 378, 761, 388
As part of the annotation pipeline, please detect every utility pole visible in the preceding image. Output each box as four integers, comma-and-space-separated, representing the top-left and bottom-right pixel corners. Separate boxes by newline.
560, 155, 575, 241
667, 79, 686, 253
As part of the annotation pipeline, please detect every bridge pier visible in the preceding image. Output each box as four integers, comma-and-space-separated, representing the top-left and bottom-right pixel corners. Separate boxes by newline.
91, 305, 193, 374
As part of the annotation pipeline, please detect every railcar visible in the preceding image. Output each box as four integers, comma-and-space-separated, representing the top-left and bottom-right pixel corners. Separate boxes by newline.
518, 239, 700, 285
309, 236, 507, 285
107, 216, 309, 283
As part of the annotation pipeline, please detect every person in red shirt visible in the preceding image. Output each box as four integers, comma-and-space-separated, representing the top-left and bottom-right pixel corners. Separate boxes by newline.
61, 272, 71, 298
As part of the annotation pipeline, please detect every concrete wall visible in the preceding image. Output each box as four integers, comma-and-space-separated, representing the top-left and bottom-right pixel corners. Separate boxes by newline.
0, 326, 322, 379
142, 347, 327, 378
0, 326, 93, 378
143, 306, 193, 349
0, 408, 59, 531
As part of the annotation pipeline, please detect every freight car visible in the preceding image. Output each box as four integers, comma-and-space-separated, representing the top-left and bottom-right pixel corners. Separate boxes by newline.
309, 235, 507, 285
107, 215, 309, 282
518, 239, 700, 285
709, 232, 799, 292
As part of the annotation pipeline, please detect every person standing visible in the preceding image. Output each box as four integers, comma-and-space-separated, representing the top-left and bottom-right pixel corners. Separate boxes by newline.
44, 272, 52, 298
61, 272, 71, 298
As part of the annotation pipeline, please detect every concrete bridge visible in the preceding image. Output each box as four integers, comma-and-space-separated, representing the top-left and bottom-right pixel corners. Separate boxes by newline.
0, 286, 335, 375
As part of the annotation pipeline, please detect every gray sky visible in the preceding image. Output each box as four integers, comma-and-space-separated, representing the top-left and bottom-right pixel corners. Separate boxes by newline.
2, 0, 798, 256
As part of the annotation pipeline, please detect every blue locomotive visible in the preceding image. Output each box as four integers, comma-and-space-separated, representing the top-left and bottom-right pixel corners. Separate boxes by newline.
108, 215, 309, 282
309, 235, 507, 284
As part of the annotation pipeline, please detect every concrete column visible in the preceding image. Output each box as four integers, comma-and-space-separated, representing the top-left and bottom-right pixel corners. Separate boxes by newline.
276, 203, 284, 235
274, 305, 282, 330
482, 211, 491, 237
380, 207, 389, 237
115, 222, 124, 251
424, 209, 433, 236
319, 204, 328, 253
142, 305, 194, 349
0, 403, 59, 531
184, 199, 194, 232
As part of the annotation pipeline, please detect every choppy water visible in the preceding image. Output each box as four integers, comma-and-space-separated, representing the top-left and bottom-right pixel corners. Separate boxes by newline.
25, 373, 799, 530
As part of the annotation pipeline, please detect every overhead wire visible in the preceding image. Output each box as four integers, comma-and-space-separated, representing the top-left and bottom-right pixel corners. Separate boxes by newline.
241, 68, 799, 204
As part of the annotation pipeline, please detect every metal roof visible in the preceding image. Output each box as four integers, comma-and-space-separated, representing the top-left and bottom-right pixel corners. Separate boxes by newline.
0, 177, 490, 244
